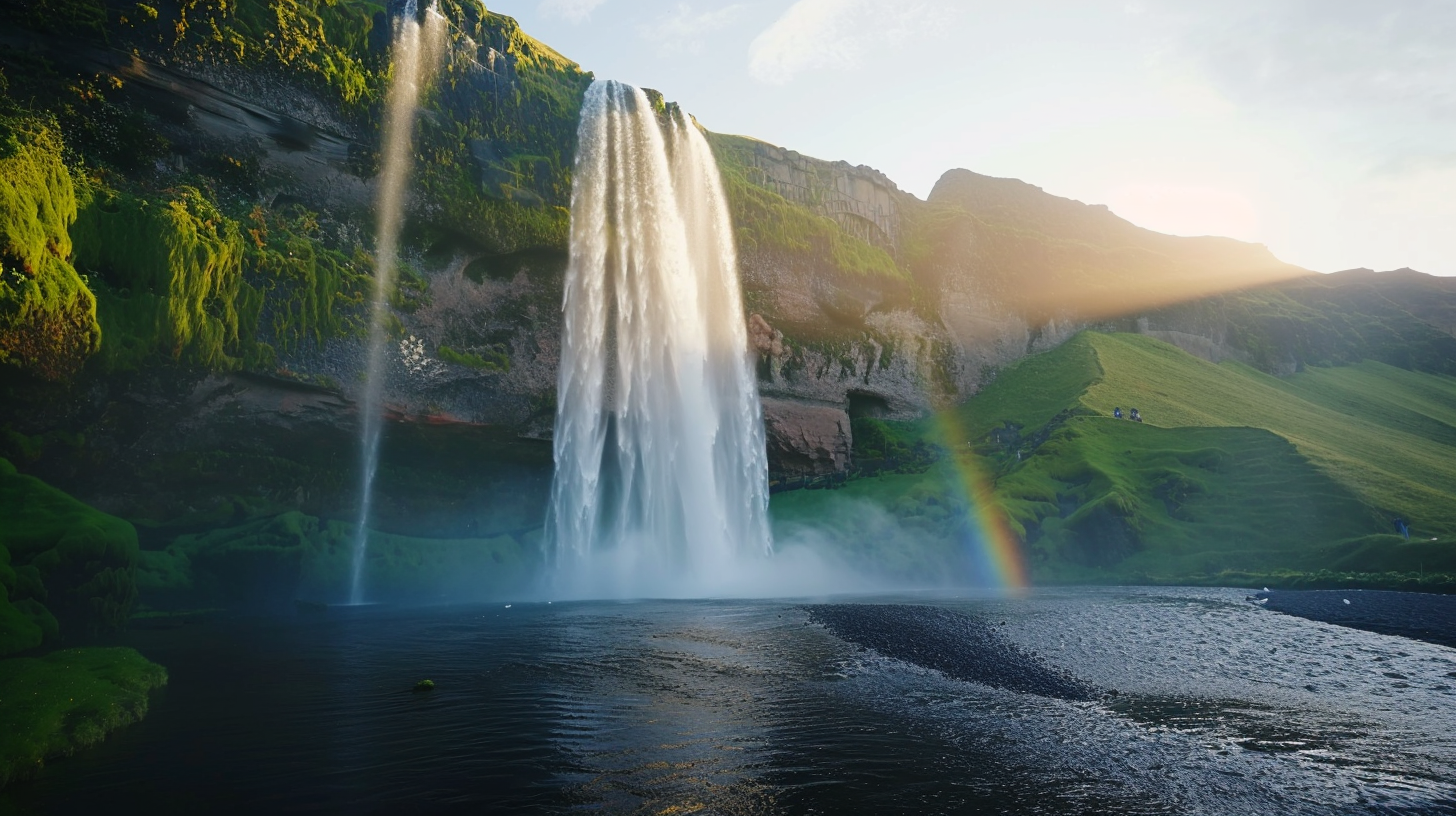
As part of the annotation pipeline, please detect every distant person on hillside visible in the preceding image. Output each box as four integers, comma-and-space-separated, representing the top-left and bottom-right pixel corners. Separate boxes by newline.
1113, 407, 1123, 419
1130, 408, 1142, 423
1394, 518, 1410, 539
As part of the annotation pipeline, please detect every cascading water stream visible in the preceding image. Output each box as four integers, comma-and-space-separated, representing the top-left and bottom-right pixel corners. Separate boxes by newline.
350, 2, 445, 605
545, 80, 772, 598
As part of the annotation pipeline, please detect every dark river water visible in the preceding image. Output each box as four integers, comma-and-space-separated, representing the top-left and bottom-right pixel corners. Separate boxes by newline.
5, 587, 1456, 814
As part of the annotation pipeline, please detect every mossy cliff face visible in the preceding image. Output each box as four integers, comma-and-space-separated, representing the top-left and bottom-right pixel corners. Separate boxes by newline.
0, 1, 581, 535
0, 121, 99, 381
2, 1, 1455, 587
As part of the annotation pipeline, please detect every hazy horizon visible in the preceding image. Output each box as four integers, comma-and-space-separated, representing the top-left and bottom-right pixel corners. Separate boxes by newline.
503, 0, 1456, 276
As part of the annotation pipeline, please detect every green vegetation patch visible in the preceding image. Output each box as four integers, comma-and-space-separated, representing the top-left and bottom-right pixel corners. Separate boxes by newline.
415, 3, 589, 254
0, 459, 138, 654
1077, 333, 1456, 538
998, 419, 1386, 582
0, 647, 166, 788
707, 132, 905, 283
70, 186, 367, 372
438, 343, 509, 372
0, 121, 100, 380
72, 185, 251, 371
139, 510, 533, 608
776, 331, 1456, 587
243, 205, 369, 358
143, 0, 386, 110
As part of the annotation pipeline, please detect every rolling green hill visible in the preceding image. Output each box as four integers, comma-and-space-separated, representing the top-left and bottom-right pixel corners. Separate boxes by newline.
773, 332, 1456, 588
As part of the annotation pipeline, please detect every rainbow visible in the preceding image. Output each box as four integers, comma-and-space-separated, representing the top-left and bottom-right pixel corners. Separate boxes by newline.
932, 409, 1030, 593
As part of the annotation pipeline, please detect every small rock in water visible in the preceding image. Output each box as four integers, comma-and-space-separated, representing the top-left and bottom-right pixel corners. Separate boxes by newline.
414, 679, 435, 692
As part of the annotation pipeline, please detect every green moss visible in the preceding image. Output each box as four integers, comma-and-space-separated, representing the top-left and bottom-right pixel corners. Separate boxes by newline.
0, 121, 100, 380
438, 343, 509, 372
244, 205, 368, 354
159, 0, 387, 110
71, 185, 250, 371
411, 4, 590, 254
0, 647, 167, 788
0, 459, 139, 652
388, 258, 429, 313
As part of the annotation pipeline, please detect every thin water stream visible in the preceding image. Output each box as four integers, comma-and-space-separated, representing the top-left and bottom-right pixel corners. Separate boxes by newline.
350, 3, 445, 605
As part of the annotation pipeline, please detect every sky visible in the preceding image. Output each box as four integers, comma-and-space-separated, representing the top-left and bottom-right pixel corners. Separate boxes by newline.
497, 0, 1456, 275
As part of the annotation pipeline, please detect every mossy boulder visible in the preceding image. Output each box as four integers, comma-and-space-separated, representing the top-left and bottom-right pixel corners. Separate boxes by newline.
0, 459, 138, 656
0, 646, 167, 788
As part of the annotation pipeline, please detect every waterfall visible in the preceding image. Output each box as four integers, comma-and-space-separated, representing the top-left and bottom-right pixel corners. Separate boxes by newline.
545, 80, 773, 598
349, 2, 445, 605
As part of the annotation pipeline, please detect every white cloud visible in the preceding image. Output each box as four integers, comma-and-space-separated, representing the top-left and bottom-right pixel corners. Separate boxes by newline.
1161, 0, 1456, 171
640, 3, 746, 56
539, 0, 609, 24
1197, 1, 1456, 116
747, 0, 956, 85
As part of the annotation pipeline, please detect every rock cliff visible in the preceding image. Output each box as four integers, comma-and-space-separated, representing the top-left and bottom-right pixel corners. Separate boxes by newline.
3, 0, 1453, 540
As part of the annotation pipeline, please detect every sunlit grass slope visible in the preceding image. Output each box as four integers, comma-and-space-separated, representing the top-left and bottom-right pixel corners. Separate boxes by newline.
774, 332, 1456, 587
1074, 333, 1456, 531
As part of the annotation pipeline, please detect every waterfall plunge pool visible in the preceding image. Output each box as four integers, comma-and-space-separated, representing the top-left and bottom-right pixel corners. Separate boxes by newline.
6, 587, 1456, 815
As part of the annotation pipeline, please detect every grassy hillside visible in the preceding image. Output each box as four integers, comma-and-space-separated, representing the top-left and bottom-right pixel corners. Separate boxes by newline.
1138, 270, 1456, 376
1076, 334, 1456, 529
774, 332, 1456, 588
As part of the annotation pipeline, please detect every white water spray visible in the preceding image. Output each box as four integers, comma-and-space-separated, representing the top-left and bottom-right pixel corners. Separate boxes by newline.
350, 3, 445, 605
545, 80, 773, 598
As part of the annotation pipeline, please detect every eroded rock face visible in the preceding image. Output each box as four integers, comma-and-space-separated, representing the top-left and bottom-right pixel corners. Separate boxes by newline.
760, 398, 853, 478
731, 142, 903, 254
